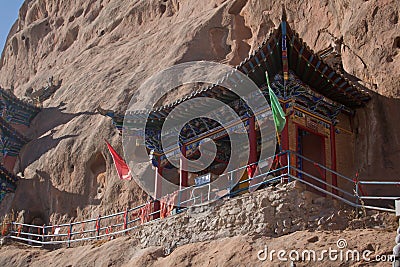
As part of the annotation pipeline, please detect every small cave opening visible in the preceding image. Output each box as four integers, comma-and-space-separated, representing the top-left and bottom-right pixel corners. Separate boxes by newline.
89, 152, 106, 176
25, 211, 47, 227
160, 3, 166, 15
24, 37, 30, 50
393, 36, 400, 49
88, 152, 107, 198
75, 8, 84, 18
228, 0, 247, 15
390, 12, 398, 25
69, 164, 75, 173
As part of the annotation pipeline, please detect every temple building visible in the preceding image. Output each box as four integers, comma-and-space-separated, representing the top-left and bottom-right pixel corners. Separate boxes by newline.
101, 12, 370, 208
0, 88, 41, 130
0, 87, 41, 202
0, 165, 18, 203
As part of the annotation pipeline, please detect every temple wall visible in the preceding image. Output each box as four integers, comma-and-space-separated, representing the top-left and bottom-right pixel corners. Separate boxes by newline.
335, 133, 356, 194
336, 112, 352, 133
129, 181, 385, 252
334, 112, 356, 194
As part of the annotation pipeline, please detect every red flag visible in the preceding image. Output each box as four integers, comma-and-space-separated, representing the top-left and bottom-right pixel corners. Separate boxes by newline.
105, 140, 132, 180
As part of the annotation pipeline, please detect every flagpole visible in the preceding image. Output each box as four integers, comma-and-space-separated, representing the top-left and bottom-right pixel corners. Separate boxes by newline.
276, 131, 281, 146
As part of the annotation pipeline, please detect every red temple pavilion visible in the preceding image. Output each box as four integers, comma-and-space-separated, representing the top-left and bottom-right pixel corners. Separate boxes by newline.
101, 12, 371, 212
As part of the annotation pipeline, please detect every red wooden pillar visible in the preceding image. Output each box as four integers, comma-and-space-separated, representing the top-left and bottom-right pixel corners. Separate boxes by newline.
280, 104, 289, 162
247, 116, 259, 192
178, 145, 189, 207
330, 124, 338, 195
153, 164, 163, 219
248, 116, 258, 168
180, 145, 188, 188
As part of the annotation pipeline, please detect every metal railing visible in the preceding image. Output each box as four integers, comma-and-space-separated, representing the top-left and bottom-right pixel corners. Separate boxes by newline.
2, 150, 399, 247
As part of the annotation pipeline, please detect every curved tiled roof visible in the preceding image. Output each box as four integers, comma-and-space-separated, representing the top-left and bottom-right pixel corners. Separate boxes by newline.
119, 19, 369, 125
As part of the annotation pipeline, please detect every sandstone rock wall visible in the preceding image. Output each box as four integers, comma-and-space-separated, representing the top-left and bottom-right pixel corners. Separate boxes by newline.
0, 0, 398, 223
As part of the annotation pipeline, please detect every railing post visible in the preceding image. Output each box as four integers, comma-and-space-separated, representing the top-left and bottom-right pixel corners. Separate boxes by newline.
178, 144, 188, 211
354, 181, 361, 216
28, 226, 32, 245
154, 164, 163, 218
42, 224, 45, 246
355, 182, 359, 206
286, 151, 290, 182
67, 223, 72, 248
123, 208, 128, 234
9, 222, 13, 237
17, 223, 22, 238
177, 189, 182, 212
208, 183, 211, 202
228, 172, 233, 198
96, 216, 101, 240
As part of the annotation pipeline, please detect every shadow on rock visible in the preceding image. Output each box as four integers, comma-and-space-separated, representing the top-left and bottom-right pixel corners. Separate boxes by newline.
26, 102, 97, 139
11, 169, 101, 223
19, 130, 78, 170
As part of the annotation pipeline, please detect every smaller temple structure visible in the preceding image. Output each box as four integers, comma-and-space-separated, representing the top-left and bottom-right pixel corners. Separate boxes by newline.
0, 116, 29, 158
0, 165, 18, 202
0, 86, 42, 203
0, 88, 41, 128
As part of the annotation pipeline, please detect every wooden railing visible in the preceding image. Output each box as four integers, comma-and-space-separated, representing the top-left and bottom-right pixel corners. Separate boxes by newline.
2, 150, 399, 247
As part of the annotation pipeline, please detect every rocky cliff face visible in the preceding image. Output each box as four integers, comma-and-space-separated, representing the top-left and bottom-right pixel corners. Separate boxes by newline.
0, 0, 399, 223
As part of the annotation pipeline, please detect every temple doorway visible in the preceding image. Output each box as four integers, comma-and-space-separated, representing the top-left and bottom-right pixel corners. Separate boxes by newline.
297, 128, 326, 195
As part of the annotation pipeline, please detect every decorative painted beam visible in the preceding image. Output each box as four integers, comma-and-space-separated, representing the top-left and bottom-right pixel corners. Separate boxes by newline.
0, 117, 29, 157
0, 164, 18, 203
0, 88, 41, 127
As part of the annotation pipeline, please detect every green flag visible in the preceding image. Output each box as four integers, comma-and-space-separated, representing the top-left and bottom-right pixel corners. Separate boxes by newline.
266, 73, 286, 132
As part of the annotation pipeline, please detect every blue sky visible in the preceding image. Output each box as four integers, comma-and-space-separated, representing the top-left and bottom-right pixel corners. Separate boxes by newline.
0, 0, 25, 54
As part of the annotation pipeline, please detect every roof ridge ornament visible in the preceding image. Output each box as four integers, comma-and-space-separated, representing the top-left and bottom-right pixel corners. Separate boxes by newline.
282, 4, 287, 21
